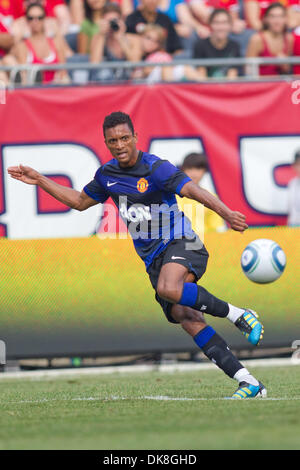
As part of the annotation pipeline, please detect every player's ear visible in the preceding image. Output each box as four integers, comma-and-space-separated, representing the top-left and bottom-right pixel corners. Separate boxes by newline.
134, 132, 138, 143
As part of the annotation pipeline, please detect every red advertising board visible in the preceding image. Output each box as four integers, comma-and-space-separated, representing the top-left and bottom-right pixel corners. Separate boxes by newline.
1, 81, 300, 238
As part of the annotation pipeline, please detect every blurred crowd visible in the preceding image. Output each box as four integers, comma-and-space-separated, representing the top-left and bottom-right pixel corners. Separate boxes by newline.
1, 0, 300, 84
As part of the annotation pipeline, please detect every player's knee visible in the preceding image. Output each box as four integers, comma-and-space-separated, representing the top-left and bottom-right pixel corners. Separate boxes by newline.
156, 281, 182, 303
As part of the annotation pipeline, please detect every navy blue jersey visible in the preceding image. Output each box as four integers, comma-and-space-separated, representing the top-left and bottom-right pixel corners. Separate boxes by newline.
83, 151, 196, 270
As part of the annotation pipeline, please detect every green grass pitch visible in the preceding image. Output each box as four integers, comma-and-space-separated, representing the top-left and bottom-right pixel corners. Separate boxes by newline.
0, 365, 299, 450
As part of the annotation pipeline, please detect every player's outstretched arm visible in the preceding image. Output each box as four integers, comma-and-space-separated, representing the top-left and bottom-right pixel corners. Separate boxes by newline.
7, 164, 98, 211
180, 181, 248, 232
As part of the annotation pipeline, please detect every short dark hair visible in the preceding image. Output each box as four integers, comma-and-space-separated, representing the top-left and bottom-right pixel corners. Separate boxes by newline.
209, 8, 231, 24
181, 153, 209, 171
103, 111, 134, 137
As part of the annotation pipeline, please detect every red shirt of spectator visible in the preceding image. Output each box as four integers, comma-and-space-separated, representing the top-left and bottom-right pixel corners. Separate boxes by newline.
204, 0, 239, 13
25, 36, 60, 82
245, 0, 296, 19
293, 27, 300, 74
14, 0, 66, 19
258, 31, 289, 74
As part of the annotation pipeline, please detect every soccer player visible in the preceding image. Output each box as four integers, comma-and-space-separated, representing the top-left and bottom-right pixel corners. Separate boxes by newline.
7, 111, 267, 399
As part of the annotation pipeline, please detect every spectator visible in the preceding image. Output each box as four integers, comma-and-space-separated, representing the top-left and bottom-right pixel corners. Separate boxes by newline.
176, 152, 226, 235
0, 58, 7, 84
157, 0, 211, 51
112, 0, 135, 17
90, 2, 140, 80
189, 0, 255, 56
0, 17, 14, 56
69, 0, 85, 25
245, 0, 276, 30
69, 0, 138, 30
189, 0, 245, 34
246, 3, 293, 76
69, 0, 134, 29
0, 0, 22, 28
245, 0, 300, 30
77, 0, 106, 54
132, 23, 204, 81
12, 0, 71, 35
125, 0, 183, 55
158, 0, 188, 25
288, 0, 300, 28
0, 6, 12, 35
193, 8, 240, 78
11, 0, 62, 43
12, 3, 69, 83
287, 150, 300, 226
0, 17, 14, 84
0, 52, 17, 84
79, 0, 134, 18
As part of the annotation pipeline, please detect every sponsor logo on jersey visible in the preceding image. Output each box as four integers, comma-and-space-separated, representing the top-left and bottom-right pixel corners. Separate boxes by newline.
137, 178, 149, 193
120, 202, 152, 223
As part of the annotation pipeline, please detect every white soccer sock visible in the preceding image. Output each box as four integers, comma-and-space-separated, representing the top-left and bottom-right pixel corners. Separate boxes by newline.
234, 368, 259, 386
226, 304, 244, 324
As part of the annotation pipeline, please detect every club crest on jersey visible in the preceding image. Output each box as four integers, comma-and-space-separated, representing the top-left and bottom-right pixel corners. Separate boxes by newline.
137, 178, 148, 193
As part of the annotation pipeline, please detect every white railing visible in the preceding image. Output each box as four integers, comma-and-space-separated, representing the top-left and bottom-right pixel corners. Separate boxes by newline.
1, 56, 300, 86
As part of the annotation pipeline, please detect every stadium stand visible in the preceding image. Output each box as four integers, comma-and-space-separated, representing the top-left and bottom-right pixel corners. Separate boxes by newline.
0, 0, 300, 84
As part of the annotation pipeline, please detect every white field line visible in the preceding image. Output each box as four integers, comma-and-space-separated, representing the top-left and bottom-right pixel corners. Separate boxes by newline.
0, 357, 299, 381
1, 395, 300, 405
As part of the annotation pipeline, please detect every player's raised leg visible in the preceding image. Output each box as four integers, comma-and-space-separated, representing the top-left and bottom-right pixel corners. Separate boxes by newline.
170, 303, 266, 398
156, 263, 264, 346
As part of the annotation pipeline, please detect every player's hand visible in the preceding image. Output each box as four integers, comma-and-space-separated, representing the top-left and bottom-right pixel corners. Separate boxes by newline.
227, 210, 248, 233
7, 164, 41, 185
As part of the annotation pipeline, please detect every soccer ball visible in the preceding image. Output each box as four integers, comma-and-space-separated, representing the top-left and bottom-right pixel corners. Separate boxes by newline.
241, 239, 286, 284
